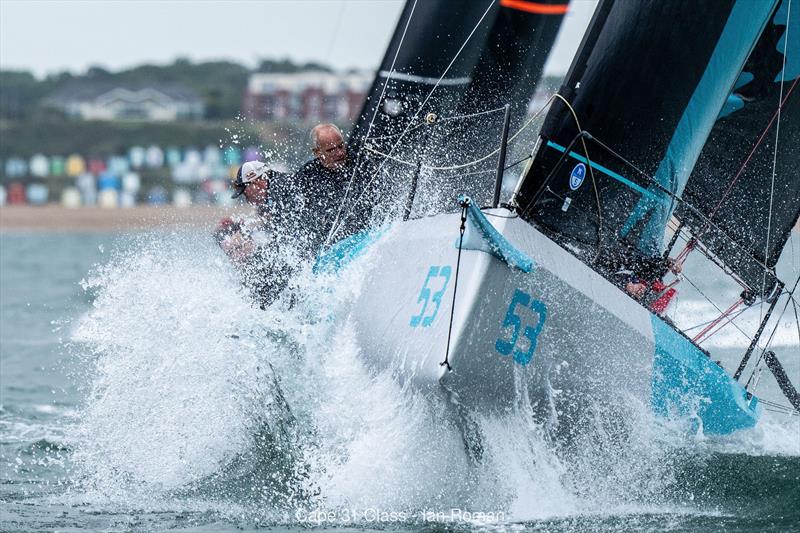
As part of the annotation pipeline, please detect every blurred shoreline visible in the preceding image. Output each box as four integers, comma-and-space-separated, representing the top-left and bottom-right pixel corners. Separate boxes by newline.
0, 204, 251, 232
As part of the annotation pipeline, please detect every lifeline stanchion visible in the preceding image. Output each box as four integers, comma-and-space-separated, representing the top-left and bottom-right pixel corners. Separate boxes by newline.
493, 104, 511, 208
441, 198, 469, 371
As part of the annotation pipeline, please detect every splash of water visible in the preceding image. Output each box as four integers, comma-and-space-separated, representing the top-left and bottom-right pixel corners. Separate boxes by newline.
63, 229, 797, 525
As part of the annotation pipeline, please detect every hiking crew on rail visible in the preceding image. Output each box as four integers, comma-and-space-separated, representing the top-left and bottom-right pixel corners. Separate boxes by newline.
216, 123, 379, 306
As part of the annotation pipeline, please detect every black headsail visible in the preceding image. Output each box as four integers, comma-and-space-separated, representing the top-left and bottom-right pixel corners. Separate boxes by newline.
513, 0, 779, 270
345, 0, 569, 219
678, 0, 799, 296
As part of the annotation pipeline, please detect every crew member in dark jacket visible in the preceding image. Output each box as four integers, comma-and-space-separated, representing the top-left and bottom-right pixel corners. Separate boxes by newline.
268, 123, 379, 254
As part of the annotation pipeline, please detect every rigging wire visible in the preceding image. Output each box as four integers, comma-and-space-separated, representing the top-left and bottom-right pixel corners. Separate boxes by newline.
437, 105, 508, 122
362, 94, 555, 172
326, 0, 495, 244
761, 0, 792, 323
792, 292, 800, 346
680, 274, 753, 344
746, 273, 800, 390
324, 0, 420, 246
323, 0, 347, 66
695, 298, 745, 345
683, 305, 751, 333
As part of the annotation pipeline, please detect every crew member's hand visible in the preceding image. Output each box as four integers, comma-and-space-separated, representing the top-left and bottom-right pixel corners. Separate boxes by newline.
667, 258, 683, 275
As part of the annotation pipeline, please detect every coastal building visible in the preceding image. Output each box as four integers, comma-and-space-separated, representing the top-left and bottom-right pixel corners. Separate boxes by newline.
242, 71, 370, 122
45, 81, 205, 121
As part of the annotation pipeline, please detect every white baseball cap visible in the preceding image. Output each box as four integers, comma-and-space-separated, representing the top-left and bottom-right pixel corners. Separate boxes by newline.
231, 160, 269, 198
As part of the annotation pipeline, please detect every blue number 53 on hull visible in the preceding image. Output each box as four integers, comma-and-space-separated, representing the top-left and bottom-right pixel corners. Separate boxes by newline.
495, 289, 547, 366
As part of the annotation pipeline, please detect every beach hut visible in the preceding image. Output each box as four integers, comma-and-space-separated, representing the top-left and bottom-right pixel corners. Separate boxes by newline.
184, 147, 202, 166
223, 146, 241, 166
120, 191, 137, 208
7, 183, 26, 204
61, 187, 82, 208
128, 146, 146, 168
122, 172, 141, 193
172, 188, 192, 207
76, 173, 97, 206
26, 183, 48, 204
98, 189, 119, 208
243, 146, 261, 162
66, 154, 86, 177
29, 154, 49, 177
50, 156, 66, 177
145, 145, 165, 168
203, 145, 221, 166
88, 159, 107, 175
108, 155, 130, 176
165, 147, 182, 168
147, 186, 168, 205
98, 172, 121, 191
5, 158, 27, 178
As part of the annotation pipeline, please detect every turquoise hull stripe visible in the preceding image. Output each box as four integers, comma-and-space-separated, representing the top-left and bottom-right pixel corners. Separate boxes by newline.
621, 0, 778, 256
650, 316, 761, 434
458, 197, 535, 272
546, 140, 661, 201
313, 227, 388, 274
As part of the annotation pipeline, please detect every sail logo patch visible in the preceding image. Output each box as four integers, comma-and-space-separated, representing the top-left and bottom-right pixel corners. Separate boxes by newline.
569, 163, 586, 190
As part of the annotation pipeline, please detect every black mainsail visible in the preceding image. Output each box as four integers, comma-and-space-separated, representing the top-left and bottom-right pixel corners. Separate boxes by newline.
349, 1, 499, 146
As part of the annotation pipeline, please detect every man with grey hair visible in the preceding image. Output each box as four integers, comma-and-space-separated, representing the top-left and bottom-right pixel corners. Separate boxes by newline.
266, 122, 378, 253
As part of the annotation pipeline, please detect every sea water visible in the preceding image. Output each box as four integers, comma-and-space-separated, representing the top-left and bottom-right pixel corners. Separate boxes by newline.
1, 229, 798, 532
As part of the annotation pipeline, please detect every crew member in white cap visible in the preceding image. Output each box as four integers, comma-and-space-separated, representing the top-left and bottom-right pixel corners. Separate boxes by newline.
231, 160, 272, 207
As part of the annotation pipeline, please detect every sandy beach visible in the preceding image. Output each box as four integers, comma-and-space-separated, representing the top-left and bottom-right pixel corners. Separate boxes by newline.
0, 205, 253, 232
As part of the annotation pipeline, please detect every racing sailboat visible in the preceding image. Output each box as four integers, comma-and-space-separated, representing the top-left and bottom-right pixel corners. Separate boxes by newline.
316, 0, 799, 439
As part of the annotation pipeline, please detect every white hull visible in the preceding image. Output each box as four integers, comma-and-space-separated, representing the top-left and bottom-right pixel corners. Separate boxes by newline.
317, 205, 760, 434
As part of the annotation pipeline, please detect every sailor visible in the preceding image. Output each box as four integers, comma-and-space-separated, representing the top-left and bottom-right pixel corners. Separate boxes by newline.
230, 159, 272, 214
218, 161, 291, 307
271, 122, 379, 252
219, 126, 379, 306
613, 257, 682, 315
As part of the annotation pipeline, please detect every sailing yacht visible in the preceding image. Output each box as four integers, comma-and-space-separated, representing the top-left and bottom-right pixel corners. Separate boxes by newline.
314, 0, 799, 439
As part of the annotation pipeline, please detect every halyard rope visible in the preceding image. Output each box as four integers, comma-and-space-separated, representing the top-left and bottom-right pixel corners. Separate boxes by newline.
324, 0, 420, 246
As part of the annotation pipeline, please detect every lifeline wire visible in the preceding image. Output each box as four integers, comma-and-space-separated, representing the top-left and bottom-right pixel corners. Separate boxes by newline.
338, 91, 557, 232
441, 199, 469, 371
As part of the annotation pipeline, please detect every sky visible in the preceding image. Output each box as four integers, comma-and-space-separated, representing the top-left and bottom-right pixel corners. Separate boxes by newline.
0, 0, 596, 78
